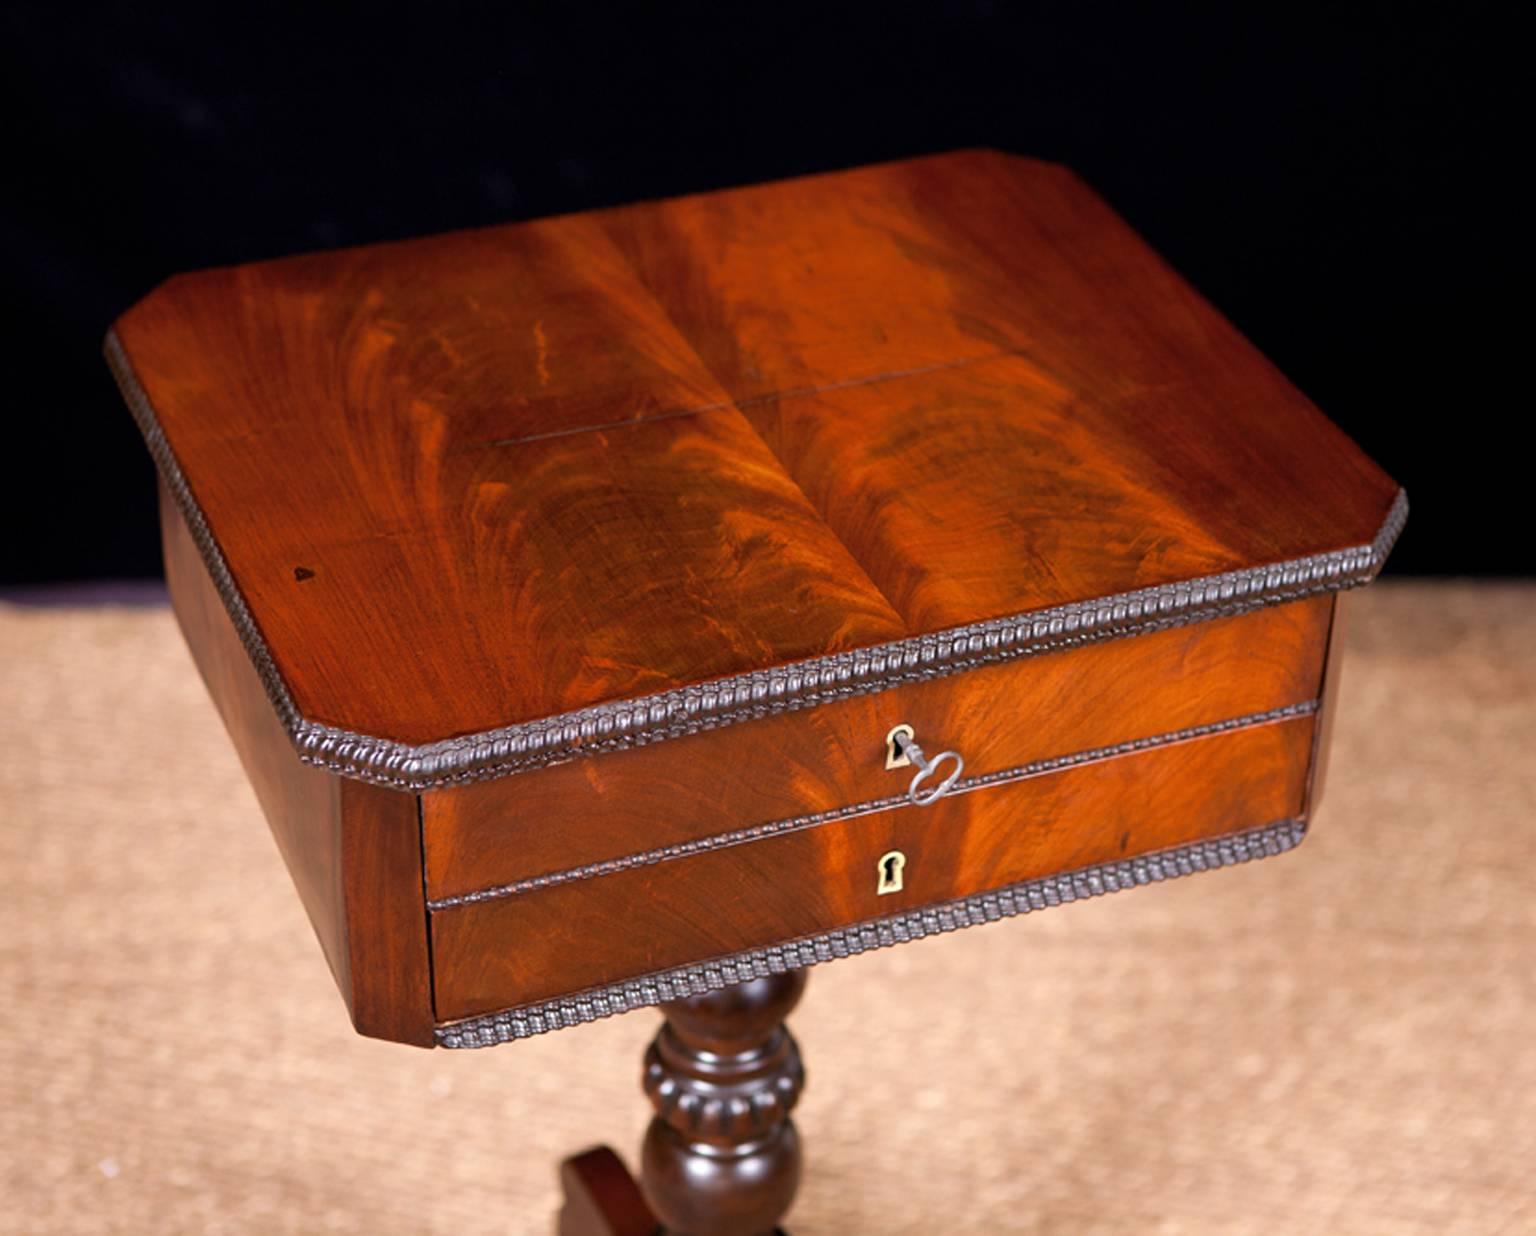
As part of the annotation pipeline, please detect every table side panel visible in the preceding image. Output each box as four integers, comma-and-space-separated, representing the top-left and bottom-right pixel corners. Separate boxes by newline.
423, 596, 1331, 900
1304, 593, 1349, 818
336, 778, 437, 1045
160, 482, 435, 1045
430, 713, 1314, 1020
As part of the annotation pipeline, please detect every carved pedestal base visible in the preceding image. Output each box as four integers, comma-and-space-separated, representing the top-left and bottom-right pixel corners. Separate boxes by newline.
559, 971, 807, 1236
559, 1147, 658, 1236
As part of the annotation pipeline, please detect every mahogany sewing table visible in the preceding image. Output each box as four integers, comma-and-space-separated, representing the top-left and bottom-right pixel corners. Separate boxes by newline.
108, 150, 1405, 1235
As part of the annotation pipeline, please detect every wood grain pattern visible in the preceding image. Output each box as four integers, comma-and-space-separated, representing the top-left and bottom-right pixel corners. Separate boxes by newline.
336, 777, 434, 1044
430, 713, 1314, 1020
740, 352, 1244, 630
160, 481, 435, 1045
112, 149, 1400, 750
119, 151, 1403, 1055
423, 596, 1331, 901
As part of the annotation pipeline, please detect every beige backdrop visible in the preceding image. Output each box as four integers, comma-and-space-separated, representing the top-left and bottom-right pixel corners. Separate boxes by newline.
2, 581, 1532, 1234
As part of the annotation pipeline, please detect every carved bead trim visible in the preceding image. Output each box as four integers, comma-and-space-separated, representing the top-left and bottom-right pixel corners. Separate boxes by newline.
435, 816, 1307, 1047
644, 1030, 804, 1142
426, 700, 1318, 909
110, 330, 1407, 792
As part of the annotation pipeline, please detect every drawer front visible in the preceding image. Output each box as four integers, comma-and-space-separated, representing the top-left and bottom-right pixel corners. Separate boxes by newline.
431, 711, 1314, 1021
424, 596, 1332, 902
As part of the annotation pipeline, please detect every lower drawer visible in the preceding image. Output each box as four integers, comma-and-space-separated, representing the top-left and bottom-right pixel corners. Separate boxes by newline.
431, 711, 1314, 1022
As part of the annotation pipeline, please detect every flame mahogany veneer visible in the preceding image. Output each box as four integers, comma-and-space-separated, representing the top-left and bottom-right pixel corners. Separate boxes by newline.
422, 598, 1331, 904
433, 713, 1317, 1020
111, 151, 1403, 1053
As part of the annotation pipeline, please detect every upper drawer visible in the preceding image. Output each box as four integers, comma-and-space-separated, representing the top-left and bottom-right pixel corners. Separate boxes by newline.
423, 596, 1332, 903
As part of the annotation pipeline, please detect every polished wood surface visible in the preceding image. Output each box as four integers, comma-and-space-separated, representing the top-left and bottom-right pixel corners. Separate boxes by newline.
559, 1148, 659, 1236
424, 597, 1330, 901
432, 714, 1313, 1021
559, 974, 806, 1236
1305, 594, 1350, 818
119, 149, 1399, 1061
120, 150, 1398, 1236
113, 149, 1399, 746
640, 972, 805, 1236
160, 481, 435, 1045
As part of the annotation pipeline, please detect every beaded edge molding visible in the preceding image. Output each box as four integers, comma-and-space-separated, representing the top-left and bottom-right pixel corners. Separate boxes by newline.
428, 699, 1318, 908
107, 330, 1408, 792
436, 816, 1307, 1047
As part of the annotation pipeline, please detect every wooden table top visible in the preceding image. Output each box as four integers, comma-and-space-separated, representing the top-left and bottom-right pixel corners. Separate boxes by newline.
108, 149, 1402, 789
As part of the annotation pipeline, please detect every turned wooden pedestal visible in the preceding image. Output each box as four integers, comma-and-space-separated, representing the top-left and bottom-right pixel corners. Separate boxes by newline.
561, 972, 807, 1236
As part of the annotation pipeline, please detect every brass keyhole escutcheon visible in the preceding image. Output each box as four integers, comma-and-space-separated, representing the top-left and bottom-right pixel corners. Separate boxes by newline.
877, 849, 906, 895
885, 724, 915, 769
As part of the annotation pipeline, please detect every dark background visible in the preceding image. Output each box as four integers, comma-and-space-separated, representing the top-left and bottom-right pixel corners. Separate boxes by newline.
2, 3, 1521, 584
